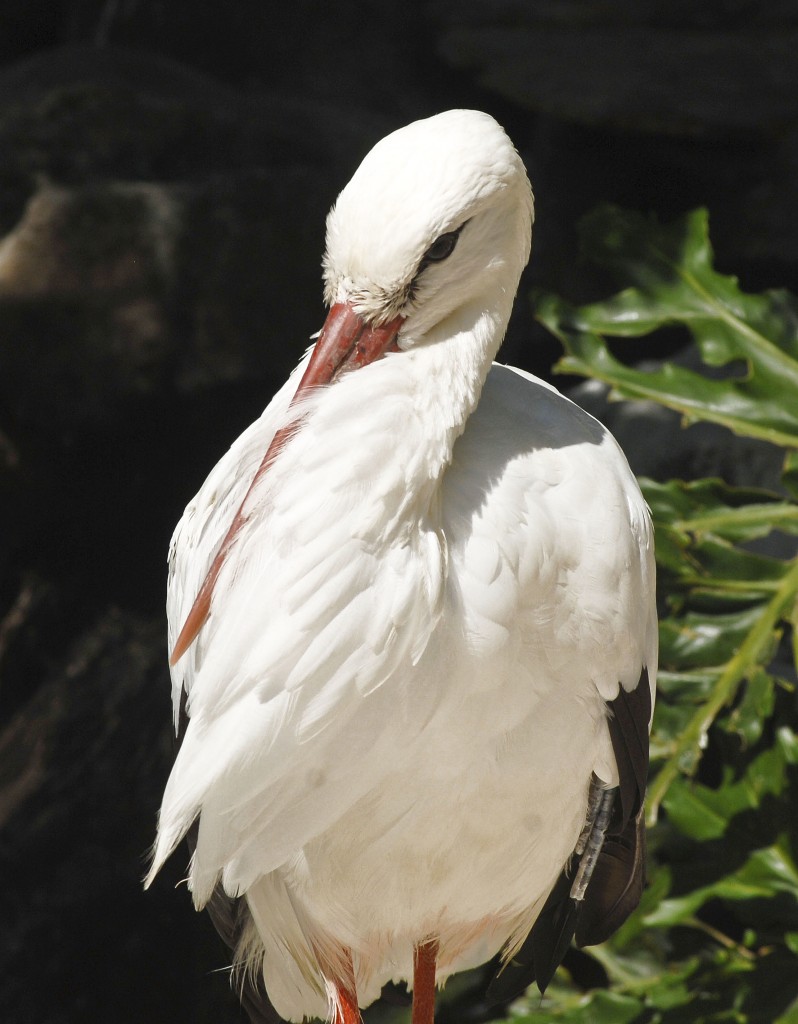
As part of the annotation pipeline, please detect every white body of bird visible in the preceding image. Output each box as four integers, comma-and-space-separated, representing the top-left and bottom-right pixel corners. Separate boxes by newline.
148, 110, 657, 1023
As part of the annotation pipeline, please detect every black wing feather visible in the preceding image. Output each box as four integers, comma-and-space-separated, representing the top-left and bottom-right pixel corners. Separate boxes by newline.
606, 668, 651, 827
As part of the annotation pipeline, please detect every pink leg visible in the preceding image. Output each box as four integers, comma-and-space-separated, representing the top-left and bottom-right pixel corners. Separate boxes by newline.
412, 939, 439, 1024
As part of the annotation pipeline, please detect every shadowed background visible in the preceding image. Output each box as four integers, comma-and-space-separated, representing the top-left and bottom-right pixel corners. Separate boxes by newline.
2, 2, 797, 1021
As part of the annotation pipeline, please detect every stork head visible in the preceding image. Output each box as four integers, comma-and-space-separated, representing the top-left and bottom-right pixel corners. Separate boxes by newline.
323, 109, 534, 337
295, 110, 534, 399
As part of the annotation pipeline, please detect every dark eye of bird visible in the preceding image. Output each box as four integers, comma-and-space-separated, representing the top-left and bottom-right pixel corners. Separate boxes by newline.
421, 230, 460, 265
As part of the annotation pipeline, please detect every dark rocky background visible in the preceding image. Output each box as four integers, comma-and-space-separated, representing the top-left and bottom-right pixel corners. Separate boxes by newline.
2, 2, 797, 1022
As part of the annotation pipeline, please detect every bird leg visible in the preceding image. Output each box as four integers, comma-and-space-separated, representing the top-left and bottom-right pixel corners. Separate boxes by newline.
332, 948, 361, 1024
333, 985, 361, 1024
570, 783, 614, 902
574, 774, 605, 857
411, 939, 439, 1024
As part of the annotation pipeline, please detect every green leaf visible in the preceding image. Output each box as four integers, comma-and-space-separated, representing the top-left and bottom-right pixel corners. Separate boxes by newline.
721, 669, 775, 746
644, 841, 798, 929
536, 207, 798, 448
509, 988, 645, 1024
774, 997, 798, 1024
784, 450, 798, 501
649, 557, 798, 819
731, 842, 798, 900
659, 607, 766, 670
663, 778, 746, 841
643, 478, 798, 544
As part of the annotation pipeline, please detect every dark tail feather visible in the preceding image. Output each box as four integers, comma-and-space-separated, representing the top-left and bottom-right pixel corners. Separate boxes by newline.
485, 870, 576, 1004
576, 807, 646, 947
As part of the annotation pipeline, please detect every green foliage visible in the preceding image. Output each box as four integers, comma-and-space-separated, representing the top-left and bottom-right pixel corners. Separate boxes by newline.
538, 207, 798, 448
505, 208, 798, 1023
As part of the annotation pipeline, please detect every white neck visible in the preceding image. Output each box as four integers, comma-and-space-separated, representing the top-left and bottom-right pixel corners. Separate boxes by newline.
399, 294, 512, 483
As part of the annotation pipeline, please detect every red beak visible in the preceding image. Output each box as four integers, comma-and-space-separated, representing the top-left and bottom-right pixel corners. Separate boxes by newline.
169, 302, 404, 666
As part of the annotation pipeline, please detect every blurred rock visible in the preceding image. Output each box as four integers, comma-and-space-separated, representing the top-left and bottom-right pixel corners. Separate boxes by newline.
0, 46, 395, 433
434, 0, 798, 134
0, 179, 179, 300
0, 180, 177, 430
0, 610, 247, 1024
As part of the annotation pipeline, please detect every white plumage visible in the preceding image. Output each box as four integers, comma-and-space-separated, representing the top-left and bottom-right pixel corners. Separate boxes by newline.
148, 110, 657, 1023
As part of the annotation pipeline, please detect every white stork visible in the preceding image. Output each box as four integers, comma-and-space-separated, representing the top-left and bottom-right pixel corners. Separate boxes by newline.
147, 109, 657, 1024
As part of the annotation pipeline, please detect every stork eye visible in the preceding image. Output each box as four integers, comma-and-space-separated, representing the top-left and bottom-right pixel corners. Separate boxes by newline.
421, 230, 460, 265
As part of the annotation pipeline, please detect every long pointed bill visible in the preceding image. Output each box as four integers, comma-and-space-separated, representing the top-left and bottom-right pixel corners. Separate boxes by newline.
169, 302, 404, 666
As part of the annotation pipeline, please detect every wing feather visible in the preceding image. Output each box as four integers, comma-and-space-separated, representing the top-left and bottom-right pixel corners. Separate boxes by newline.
166, 353, 312, 727
152, 359, 448, 898
606, 668, 653, 826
